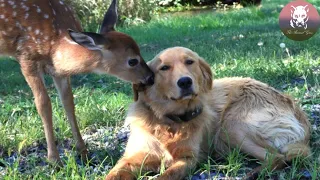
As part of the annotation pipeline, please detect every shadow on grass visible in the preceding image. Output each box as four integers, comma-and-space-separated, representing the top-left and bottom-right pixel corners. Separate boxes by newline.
0, 58, 133, 98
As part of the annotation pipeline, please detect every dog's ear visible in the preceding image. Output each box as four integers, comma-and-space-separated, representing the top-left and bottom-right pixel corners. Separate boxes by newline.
132, 83, 147, 101
132, 84, 139, 102
199, 57, 213, 92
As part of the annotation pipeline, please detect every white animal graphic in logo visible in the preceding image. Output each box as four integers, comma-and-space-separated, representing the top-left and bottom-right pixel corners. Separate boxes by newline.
290, 5, 309, 29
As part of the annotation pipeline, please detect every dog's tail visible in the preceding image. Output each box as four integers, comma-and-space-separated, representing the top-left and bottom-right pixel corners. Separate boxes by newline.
280, 142, 311, 161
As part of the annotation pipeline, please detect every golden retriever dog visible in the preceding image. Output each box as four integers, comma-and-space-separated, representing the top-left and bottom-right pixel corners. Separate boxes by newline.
105, 47, 311, 180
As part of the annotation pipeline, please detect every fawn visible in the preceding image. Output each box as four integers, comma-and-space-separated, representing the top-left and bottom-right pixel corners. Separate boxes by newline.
0, 0, 154, 164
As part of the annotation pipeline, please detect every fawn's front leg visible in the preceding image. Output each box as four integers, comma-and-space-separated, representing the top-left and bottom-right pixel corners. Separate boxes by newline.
106, 152, 161, 180
53, 76, 87, 160
20, 61, 61, 164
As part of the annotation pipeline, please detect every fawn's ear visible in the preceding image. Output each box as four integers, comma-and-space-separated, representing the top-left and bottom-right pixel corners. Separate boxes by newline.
100, 0, 118, 33
68, 29, 106, 51
198, 57, 213, 93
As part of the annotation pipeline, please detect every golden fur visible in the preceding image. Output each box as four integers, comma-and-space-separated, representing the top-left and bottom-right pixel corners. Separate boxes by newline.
106, 47, 311, 180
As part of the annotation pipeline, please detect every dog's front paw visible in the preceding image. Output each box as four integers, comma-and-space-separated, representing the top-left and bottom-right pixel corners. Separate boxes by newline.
105, 170, 135, 180
105, 172, 118, 180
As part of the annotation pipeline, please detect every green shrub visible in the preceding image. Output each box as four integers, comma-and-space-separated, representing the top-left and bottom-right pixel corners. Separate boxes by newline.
155, 0, 262, 6
238, 0, 262, 6
66, 0, 156, 32
67, 0, 262, 31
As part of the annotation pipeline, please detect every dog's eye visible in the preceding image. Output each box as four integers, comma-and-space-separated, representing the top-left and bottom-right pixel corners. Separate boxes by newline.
185, 59, 194, 65
128, 58, 139, 67
160, 65, 170, 71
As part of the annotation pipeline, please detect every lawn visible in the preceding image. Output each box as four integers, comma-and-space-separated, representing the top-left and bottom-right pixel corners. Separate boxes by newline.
0, 0, 320, 179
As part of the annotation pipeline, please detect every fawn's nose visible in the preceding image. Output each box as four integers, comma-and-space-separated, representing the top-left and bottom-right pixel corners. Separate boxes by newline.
146, 73, 154, 85
177, 77, 193, 89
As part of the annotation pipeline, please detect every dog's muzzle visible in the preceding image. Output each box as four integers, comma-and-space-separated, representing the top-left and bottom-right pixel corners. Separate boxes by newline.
173, 76, 195, 100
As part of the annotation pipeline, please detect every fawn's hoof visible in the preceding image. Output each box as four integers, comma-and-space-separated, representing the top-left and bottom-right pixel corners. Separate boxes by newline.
47, 154, 63, 169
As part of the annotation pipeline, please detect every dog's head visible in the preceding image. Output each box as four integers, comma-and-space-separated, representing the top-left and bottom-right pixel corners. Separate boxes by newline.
133, 47, 213, 118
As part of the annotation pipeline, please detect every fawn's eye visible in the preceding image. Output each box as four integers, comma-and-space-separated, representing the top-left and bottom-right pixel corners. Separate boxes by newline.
185, 59, 194, 65
128, 58, 139, 67
160, 65, 170, 71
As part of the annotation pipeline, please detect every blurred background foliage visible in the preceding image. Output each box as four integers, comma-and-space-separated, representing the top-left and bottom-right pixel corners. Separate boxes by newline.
66, 0, 261, 31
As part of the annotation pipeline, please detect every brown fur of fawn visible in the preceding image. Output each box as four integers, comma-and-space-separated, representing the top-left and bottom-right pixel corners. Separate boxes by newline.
0, 0, 154, 164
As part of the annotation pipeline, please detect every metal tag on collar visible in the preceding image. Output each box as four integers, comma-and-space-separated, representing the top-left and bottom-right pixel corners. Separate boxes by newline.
184, 106, 202, 121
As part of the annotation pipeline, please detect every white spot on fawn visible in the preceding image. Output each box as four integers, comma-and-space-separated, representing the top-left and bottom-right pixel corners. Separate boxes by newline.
37, 7, 41, 13
0, 3, 5, 7
25, 13, 29, 19
8, 1, 14, 5
27, 26, 32, 31
51, 40, 55, 45
59, 1, 64, 5
0, 14, 4, 19
52, 9, 56, 15
35, 29, 40, 35
2, 31, 7, 35
13, 11, 17, 17
44, 14, 49, 19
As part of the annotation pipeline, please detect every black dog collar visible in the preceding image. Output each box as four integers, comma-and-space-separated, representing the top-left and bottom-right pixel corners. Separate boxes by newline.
165, 106, 203, 123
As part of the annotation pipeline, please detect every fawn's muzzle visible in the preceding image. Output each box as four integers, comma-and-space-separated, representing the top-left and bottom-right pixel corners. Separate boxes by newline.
145, 73, 155, 86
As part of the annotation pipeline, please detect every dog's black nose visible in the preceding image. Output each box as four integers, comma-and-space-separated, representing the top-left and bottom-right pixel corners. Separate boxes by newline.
146, 74, 154, 85
177, 77, 192, 89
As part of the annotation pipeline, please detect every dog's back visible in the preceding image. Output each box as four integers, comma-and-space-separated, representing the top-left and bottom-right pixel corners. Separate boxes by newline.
205, 77, 310, 168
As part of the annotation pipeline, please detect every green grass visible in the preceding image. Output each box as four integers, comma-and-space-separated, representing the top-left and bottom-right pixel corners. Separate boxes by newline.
1, 0, 320, 179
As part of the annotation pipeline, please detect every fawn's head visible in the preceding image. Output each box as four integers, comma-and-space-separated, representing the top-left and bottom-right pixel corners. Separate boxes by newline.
68, 0, 154, 85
